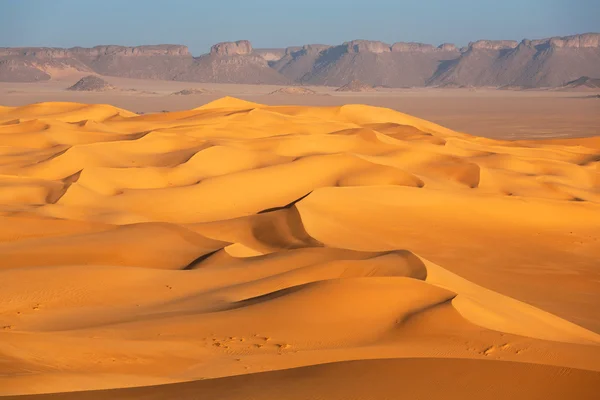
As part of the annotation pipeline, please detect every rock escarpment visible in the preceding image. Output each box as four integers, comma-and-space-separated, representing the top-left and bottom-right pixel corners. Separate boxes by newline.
210, 40, 253, 56
429, 33, 600, 87
1, 33, 598, 87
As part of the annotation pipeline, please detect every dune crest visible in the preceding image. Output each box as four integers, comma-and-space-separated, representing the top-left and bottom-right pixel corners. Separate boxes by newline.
0, 98, 599, 397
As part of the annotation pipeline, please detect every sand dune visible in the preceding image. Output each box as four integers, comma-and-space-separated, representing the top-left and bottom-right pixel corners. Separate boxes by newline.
7, 359, 599, 400
0, 97, 599, 398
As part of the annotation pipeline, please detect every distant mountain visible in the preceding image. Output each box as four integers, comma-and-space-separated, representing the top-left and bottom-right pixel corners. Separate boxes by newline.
0, 41, 289, 84
293, 40, 460, 87
428, 34, 600, 87
0, 45, 190, 81
74, 45, 193, 80
1, 33, 598, 88
271, 45, 332, 81
175, 41, 290, 84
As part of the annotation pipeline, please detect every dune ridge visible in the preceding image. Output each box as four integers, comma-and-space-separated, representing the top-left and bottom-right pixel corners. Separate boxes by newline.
0, 98, 599, 398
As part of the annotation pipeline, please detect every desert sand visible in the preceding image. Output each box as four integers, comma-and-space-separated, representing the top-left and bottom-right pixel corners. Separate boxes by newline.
1, 77, 599, 140
0, 97, 599, 399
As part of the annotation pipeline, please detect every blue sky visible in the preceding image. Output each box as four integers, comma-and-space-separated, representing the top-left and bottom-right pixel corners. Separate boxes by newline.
1, 0, 599, 55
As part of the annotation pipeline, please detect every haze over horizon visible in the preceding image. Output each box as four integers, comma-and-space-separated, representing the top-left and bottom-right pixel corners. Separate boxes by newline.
1, 0, 599, 55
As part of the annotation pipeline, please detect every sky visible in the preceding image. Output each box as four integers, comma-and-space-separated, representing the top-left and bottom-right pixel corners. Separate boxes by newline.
1, 0, 599, 55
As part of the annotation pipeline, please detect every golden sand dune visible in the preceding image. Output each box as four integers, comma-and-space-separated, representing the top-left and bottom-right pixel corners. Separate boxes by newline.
0, 98, 599, 398
9, 359, 600, 400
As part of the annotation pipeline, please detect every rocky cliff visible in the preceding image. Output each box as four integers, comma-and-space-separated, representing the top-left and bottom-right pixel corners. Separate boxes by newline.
272, 45, 332, 81
178, 41, 290, 84
468, 40, 519, 50
1, 33, 598, 87
429, 33, 600, 87
0, 45, 192, 81
548, 33, 600, 48
210, 40, 252, 56
0, 45, 190, 58
288, 39, 459, 87
344, 40, 391, 53
176, 52, 290, 84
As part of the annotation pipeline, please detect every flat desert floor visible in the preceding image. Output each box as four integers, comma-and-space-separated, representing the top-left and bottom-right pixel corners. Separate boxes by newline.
0, 83, 599, 399
2, 76, 599, 140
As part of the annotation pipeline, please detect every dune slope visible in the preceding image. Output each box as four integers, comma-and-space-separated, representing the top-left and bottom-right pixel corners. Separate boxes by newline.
5, 359, 600, 400
0, 98, 599, 398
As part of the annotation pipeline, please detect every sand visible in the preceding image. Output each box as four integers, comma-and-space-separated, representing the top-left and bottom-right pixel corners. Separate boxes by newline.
1, 77, 600, 140
0, 97, 599, 399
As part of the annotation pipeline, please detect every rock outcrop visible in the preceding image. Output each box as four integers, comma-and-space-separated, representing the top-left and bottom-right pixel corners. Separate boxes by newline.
295, 39, 460, 87
429, 33, 600, 87
272, 44, 332, 81
66, 75, 115, 91
210, 40, 252, 56
391, 42, 436, 53
0, 45, 192, 81
468, 40, 519, 50
549, 33, 600, 48
390, 42, 459, 53
73, 45, 190, 57
293, 44, 331, 55
344, 40, 391, 53
79, 47, 193, 80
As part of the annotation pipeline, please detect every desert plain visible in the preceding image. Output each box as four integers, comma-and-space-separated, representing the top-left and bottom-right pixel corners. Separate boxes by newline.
0, 77, 599, 399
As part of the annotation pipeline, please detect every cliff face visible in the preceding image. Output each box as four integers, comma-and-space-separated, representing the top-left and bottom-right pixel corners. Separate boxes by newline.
210, 41, 252, 56
429, 33, 600, 87
272, 45, 332, 81
177, 52, 290, 84
165, 41, 289, 84
275, 37, 459, 87
392, 42, 433, 53
468, 40, 519, 50
0, 45, 193, 81
344, 40, 391, 53
0, 45, 190, 58
1, 33, 598, 87
0, 59, 51, 82
74, 45, 194, 80
548, 33, 600, 48
293, 44, 459, 87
